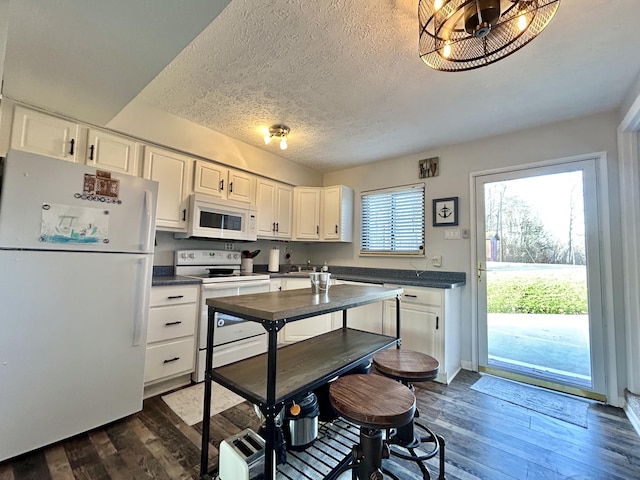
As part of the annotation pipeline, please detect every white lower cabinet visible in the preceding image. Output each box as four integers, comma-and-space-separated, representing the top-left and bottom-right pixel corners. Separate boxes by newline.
280, 277, 334, 344
383, 284, 461, 384
333, 280, 384, 334
144, 284, 198, 397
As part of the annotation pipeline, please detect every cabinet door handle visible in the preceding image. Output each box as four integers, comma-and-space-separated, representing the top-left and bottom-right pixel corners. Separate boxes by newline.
89, 144, 95, 160
182, 209, 187, 221
167, 295, 184, 299
335, 225, 338, 234
229, 182, 233, 193
275, 222, 279, 232
164, 321, 183, 326
163, 357, 180, 364
404, 294, 418, 298
69, 138, 75, 155
436, 316, 439, 330
220, 179, 224, 191
272, 222, 276, 232
316, 225, 319, 235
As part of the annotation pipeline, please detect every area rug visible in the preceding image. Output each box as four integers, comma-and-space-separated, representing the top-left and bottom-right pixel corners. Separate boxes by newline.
470, 375, 589, 427
162, 382, 245, 426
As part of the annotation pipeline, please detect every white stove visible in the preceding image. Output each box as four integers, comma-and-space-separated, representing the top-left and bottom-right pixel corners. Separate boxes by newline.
175, 249, 270, 283
175, 249, 270, 382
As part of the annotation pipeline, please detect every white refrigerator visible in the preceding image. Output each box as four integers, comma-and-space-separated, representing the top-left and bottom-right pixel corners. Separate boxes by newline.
0, 150, 158, 462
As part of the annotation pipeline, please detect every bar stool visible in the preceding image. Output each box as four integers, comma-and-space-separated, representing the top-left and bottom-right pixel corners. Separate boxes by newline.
372, 349, 446, 480
328, 373, 416, 480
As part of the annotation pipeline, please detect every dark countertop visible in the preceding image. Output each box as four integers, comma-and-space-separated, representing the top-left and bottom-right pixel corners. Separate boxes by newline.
151, 266, 200, 286
267, 265, 465, 289
151, 275, 201, 287
152, 264, 466, 289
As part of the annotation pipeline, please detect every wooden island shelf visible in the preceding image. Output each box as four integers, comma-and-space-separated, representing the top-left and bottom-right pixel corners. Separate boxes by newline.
212, 328, 396, 406
199, 284, 403, 480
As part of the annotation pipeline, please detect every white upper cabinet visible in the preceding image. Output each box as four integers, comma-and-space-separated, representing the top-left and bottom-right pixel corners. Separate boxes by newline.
256, 178, 293, 239
10, 106, 140, 175
293, 187, 322, 240
143, 145, 193, 232
293, 185, 354, 242
85, 128, 139, 176
10, 106, 81, 162
322, 185, 354, 242
193, 160, 255, 204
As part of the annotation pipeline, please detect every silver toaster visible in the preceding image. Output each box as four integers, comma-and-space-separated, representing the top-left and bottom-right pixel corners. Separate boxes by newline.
219, 428, 265, 480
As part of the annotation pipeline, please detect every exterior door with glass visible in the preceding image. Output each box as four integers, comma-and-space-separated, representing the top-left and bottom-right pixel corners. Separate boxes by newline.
475, 159, 606, 399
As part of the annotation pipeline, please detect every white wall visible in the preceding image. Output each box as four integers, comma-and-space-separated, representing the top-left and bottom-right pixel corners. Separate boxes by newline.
154, 231, 313, 270
107, 98, 321, 187
618, 91, 640, 395
317, 110, 626, 396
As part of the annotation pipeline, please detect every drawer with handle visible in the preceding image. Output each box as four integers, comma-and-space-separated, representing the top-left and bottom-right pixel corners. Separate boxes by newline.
144, 338, 195, 383
150, 285, 198, 307
147, 303, 197, 343
383, 284, 442, 306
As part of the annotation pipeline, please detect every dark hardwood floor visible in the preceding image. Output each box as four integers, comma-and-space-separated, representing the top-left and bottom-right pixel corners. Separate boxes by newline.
2, 370, 639, 480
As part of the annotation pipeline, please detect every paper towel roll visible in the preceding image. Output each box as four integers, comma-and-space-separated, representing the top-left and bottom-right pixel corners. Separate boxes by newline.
268, 248, 280, 272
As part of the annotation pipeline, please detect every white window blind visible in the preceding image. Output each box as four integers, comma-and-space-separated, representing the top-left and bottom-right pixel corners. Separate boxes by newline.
360, 184, 425, 255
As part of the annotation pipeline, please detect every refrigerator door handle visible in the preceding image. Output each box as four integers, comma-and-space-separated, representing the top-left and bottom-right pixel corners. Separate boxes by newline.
134, 256, 151, 346
141, 190, 154, 252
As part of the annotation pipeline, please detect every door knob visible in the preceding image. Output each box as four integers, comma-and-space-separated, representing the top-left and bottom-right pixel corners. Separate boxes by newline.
477, 261, 488, 280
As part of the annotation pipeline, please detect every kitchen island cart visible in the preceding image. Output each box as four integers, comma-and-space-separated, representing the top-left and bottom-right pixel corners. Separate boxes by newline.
199, 284, 403, 480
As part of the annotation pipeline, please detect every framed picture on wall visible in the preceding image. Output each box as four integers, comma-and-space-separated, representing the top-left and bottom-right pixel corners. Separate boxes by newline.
432, 197, 458, 226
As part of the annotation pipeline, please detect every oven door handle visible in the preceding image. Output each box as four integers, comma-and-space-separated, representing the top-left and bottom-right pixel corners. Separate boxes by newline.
237, 280, 272, 289
201, 280, 271, 290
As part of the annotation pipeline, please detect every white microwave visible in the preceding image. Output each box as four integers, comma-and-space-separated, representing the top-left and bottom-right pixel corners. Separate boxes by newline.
175, 194, 258, 241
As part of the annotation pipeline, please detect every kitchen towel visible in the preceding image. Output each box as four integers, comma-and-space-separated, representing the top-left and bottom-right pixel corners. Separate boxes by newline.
268, 248, 280, 272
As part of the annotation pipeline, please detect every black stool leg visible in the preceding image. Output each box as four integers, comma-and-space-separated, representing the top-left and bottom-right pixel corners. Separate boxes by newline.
437, 434, 446, 480
409, 447, 432, 480
357, 427, 384, 480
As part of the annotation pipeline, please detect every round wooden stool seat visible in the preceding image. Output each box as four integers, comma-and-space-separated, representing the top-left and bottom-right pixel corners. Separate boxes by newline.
373, 349, 439, 383
329, 373, 415, 430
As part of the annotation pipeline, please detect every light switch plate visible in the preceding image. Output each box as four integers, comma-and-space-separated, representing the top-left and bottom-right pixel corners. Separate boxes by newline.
432, 255, 442, 267
444, 228, 461, 240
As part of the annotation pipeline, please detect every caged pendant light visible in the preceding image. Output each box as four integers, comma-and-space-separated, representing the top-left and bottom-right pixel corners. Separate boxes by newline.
418, 0, 560, 72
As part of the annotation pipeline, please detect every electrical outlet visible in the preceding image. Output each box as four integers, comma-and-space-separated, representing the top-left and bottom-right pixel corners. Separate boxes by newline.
224, 243, 234, 250
432, 255, 442, 267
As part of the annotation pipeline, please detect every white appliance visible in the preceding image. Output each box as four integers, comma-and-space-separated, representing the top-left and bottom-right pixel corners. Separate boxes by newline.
219, 428, 265, 480
174, 193, 258, 241
0, 150, 158, 462
174, 249, 270, 382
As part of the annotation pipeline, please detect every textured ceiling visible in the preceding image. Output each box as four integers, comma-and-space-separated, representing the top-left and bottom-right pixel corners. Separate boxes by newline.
135, 0, 640, 171
3, 0, 640, 172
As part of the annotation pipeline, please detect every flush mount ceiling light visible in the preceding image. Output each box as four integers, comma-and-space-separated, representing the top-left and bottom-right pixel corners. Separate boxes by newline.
418, 0, 560, 72
264, 124, 290, 150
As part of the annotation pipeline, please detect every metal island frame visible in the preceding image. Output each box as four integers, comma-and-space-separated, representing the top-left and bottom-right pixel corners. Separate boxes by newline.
198, 283, 403, 480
